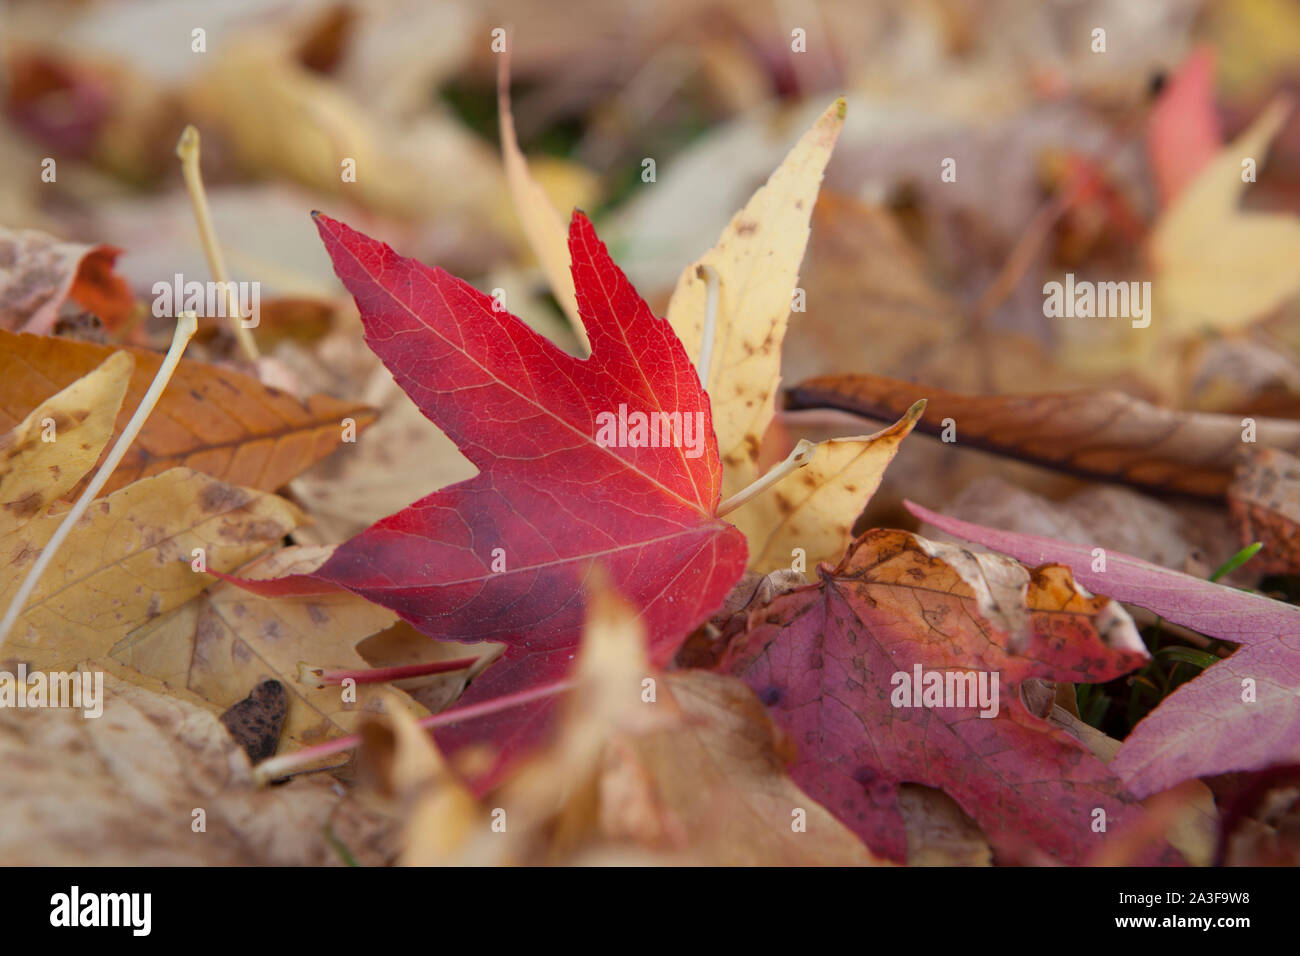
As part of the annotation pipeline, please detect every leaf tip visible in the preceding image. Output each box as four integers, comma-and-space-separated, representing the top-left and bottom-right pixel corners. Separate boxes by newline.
902, 499, 932, 523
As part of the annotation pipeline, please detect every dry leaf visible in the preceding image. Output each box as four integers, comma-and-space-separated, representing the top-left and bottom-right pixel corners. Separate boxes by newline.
656, 100, 922, 571
1149, 97, 1300, 335
740, 401, 924, 572
665, 97, 845, 494
497, 54, 586, 349
183, 33, 503, 228
0, 349, 131, 535
0, 667, 394, 865
898, 785, 992, 866
935, 476, 1238, 579
356, 694, 490, 868
110, 545, 432, 752
0, 330, 375, 495
610, 670, 885, 865
788, 372, 1300, 498
0, 225, 133, 333
778, 192, 963, 386
1229, 445, 1300, 573
508, 586, 883, 864
0, 467, 302, 670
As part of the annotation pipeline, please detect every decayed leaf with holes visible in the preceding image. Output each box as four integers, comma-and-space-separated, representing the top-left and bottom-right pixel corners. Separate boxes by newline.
787, 372, 1300, 499
0, 350, 131, 535
0, 467, 301, 670
110, 546, 441, 753
1149, 97, 1300, 334
0, 226, 134, 333
0, 330, 375, 495
0, 666, 396, 865
718, 528, 1177, 864
1229, 446, 1300, 574
665, 98, 844, 500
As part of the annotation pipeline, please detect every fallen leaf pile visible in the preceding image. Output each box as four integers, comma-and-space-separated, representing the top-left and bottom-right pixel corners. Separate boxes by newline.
2, 1, 1299, 869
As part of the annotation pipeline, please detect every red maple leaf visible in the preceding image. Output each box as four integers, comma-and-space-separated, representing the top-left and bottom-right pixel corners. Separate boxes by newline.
718, 529, 1182, 864
243, 211, 747, 781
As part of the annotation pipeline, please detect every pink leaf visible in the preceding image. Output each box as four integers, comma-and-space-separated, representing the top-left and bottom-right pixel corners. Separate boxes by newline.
906, 499, 1300, 797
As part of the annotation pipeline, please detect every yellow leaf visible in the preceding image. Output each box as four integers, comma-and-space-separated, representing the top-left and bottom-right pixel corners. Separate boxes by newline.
1209, 0, 1300, 99
1150, 97, 1300, 335
0, 351, 132, 536
184, 37, 501, 225
666, 97, 845, 495
0, 467, 302, 669
110, 545, 431, 752
497, 61, 589, 351
736, 401, 925, 572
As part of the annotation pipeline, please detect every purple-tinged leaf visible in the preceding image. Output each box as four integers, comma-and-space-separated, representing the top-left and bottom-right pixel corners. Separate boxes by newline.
905, 500, 1300, 798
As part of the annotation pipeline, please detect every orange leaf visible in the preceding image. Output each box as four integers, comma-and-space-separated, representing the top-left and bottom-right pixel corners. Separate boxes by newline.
0, 330, 375, 495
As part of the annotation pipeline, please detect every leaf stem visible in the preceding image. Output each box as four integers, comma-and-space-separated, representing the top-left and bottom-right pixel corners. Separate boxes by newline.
695, 263, 719, 387
298, 656, 482, 688
251, 677, 574, 784
0, 312, 199, 644
176, 125, 260, 361
716, 438, 817, 517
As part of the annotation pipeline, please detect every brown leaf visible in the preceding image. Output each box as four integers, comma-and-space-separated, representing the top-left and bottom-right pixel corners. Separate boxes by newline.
1229, 446, 1300, 573
788, 372, 1300, 498
219, 679, 288, 762
608, 671, 886, 865
0, 226, 133, 333
0, 667, 395, 865
898, 785, 992, 866
0, 330, 376, 495
934, 476, 1238, 579
779, 192, 959, 387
